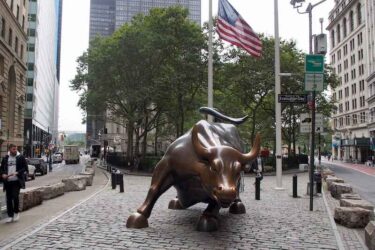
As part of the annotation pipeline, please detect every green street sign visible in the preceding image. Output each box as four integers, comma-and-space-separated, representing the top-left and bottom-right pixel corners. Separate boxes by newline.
305, 54, 324, 73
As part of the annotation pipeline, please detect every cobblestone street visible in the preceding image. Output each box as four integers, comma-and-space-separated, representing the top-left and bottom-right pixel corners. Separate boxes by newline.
0, 171, 344, 249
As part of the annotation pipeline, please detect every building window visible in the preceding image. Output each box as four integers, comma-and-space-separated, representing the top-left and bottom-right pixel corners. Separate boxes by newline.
343, 18, 347, 38
20, 44, 23, 59
353, 114, 357, 125
349, 11, 354, 32
0, 54, 4, 76
8, 28, 13, 46
346, 115, 350, 125
352, 98, 357, 110
27, 63, 34, 71
360, 112, 365, 123
343, 44, 348, 55
15, 36, 18, 53
0, 17, 5, 38
352, 83, 356, 94
22, 15, 25, 29
16, 5, 19, 21
337, 24, 341, 43
331, 30, 335, 48
28, 14, 36, 22
26, 93, 33, 101
27, 78, 33, 86
357, 3, 362, 25
27, 44, 35, 52
28, 28, 35, 37
10, 0, 14, 11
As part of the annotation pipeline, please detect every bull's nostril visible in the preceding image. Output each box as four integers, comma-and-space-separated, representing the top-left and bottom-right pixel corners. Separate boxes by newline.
217, 186, 223, 191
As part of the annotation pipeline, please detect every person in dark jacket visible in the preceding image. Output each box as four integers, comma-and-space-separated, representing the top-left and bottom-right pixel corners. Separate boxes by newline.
0, 144, 27, 223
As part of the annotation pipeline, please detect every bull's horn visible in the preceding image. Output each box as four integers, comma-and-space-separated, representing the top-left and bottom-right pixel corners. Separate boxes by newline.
192, 125, 211, 159
240, 133, 261, 163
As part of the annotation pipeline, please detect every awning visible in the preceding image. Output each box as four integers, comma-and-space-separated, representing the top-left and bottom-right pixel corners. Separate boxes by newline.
341, 139, 354, 147
354, 138, 370, 147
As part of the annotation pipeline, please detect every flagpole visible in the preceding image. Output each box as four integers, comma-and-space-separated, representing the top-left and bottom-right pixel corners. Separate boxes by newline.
274, 0, 284, 190
208, 0, 213, 122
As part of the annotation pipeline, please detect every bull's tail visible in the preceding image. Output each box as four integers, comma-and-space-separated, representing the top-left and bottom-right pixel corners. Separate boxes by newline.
199, 107, 248, 125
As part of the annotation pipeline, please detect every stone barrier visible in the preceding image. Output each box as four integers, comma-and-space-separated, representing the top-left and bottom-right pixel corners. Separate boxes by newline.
330, 182, 353, 199
365, 221, 375, 250
321, 169, 335, 180
340, 199, 374, 212
62, 176, 87, 192
36, 183, 65, 200
19, 187, 43, 211
340, 193, 361, 200
334, 207, 372, 228
326, 176, 345, 191
79, 172, 94, 186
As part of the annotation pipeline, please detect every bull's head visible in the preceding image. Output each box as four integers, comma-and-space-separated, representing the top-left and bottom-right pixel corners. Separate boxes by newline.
192, 125, 261, 208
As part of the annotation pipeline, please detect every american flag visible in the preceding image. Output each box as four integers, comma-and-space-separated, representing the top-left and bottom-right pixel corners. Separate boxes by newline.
217, 0, 262, 58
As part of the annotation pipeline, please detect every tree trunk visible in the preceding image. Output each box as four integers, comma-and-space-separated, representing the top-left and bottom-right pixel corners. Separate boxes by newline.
126, 121, 134, 163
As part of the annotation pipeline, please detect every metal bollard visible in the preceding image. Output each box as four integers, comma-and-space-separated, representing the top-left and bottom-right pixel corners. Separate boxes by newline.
116, 173, 124, 193
255, 176, 261, 200
293, 175, 298, 198
111, 168, 117, 189
314, 171, 322, 194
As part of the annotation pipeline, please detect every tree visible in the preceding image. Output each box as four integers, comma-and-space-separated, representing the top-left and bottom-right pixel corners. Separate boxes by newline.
71, 7, 206, 160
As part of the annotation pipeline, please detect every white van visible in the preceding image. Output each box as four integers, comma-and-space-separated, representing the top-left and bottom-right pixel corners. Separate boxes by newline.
64, 145, 80, 164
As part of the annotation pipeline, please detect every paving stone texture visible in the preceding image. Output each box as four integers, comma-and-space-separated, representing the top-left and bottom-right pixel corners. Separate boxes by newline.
2, 173, 340, 249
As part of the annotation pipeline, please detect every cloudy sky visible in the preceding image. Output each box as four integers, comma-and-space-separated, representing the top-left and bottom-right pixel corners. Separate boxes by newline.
59, 0, 334, 132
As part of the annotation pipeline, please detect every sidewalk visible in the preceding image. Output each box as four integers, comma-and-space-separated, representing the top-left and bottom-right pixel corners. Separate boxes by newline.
0, 170, 359, 249
0, 166, 109, 247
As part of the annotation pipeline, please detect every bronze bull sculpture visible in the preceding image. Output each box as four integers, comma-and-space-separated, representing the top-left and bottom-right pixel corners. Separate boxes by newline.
126, 107, 260, 232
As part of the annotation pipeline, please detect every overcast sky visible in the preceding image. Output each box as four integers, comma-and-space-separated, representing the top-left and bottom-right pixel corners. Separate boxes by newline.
59, 0, 334, 132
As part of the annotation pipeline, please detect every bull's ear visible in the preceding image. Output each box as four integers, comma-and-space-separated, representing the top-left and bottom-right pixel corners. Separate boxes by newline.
192, 125, 211, 159
240, 133, 261, 163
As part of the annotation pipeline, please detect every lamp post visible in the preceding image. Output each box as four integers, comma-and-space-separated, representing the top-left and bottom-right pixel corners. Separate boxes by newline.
290, 0, 326, 211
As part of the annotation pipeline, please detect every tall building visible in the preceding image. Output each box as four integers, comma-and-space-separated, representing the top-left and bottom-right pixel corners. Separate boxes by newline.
23, 0, 62, 157
87, 0, 201, 150
328, 0, 369, 162
0, 0, 28, 156
366, 0, 375, 147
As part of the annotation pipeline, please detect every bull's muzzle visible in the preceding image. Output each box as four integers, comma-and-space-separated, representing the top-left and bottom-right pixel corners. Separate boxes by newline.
213, 186, 237, 208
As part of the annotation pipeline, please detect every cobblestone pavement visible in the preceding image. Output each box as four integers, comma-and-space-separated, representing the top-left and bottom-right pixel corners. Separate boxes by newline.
1, 172, 341, 250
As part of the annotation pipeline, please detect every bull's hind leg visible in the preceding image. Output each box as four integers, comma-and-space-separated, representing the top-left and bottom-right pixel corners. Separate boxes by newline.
126, 160, 173, 229
196, 202, 220, 232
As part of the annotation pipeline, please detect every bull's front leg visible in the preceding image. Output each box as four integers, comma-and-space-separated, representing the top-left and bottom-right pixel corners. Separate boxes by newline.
229, 178, 246, 214
126, 160, 173, 229
196, 202, 220, 232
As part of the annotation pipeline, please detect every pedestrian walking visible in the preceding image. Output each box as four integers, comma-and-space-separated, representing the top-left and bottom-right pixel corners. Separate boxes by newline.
0, 144, 27, 223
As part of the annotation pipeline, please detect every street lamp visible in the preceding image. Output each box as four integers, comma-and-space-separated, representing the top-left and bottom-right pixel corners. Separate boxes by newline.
290, 0, 326, 211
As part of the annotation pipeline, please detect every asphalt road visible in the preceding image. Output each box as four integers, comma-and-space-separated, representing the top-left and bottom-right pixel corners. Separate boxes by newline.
322, 161, 375, 205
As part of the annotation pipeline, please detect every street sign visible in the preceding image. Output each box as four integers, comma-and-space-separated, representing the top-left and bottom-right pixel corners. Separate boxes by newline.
300, 125, 324, 133
300, 113, 324, 133
305, 54, 324, 73
278, 94, 307, 103
305, 73, 324, 91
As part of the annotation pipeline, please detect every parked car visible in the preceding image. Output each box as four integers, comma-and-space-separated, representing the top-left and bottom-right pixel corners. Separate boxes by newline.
25, 164, 36, 181
26, 158, 48, 175
52, 153, 63, 163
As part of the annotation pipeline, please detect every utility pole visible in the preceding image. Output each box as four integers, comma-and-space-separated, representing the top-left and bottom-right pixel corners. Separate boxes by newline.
290, 0, 326, 211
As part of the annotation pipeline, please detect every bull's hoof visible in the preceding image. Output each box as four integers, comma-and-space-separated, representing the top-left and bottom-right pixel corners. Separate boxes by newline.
229, 201, 246, 214
126, 212, 149, 229
196, 214, 219, 232
168, 198, 184, 210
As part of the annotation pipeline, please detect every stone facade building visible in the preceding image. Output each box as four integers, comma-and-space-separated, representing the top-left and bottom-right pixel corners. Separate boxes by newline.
0, 0, 28, 156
